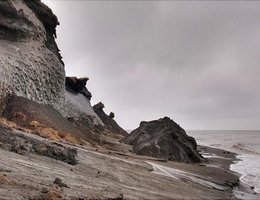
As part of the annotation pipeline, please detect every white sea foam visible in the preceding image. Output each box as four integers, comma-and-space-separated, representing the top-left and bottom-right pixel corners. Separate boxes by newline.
187, 130, 260, 199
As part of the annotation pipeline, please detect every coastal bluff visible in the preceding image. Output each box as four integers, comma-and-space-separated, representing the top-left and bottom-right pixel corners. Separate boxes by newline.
0, 1, 240, 199
0, 0, 102, 125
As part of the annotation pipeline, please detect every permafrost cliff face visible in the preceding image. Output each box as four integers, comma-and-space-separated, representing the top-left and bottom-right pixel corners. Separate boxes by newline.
0, 0, 102, 125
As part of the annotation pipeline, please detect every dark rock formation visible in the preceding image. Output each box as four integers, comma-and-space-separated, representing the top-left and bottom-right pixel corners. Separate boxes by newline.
93, 102, 128, 137
33, 141, 77, 165
0, 122, 77, 165
0, 0, 63, 65
122, 117, 202, 163
0, 0, 34, 41
93, 102, 105, 110
65, 77, 92, 100
53, 177, 69, 188
23, 0, 64, 65
109, 112, 115, 119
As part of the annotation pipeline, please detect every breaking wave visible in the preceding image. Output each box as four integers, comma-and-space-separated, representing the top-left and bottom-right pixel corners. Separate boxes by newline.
231, 143, 259, 155
187, 130, 260, 198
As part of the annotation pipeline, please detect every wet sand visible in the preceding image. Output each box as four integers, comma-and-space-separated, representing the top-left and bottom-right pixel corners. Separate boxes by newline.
198, 145, 240, 172
198, 145, 260, 200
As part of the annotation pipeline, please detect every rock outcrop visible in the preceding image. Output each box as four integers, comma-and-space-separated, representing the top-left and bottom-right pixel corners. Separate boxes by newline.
65, 77, 92, 100
0, 122, 78, 165
0, 0, 64, 106
23, 0, 63, 65
0, 0, 103, 126
122, 117, 202, 163
93, 102, 128, 138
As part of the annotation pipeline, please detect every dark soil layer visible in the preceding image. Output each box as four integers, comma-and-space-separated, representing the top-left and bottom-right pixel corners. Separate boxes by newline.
1, 96, 121, 149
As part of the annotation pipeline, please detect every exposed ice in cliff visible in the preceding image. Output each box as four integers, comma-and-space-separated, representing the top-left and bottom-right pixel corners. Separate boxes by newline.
62, 91, 103, 125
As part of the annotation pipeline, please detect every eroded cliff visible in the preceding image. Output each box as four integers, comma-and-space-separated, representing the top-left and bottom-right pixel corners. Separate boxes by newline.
0, 0, 102, 125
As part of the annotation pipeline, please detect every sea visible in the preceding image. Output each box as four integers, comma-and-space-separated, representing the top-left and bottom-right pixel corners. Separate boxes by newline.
187, 130, 260, 199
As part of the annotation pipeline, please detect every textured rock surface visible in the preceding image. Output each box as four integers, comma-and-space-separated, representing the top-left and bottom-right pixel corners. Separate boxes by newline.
0, 122, 77, 165
0, 0, 64, 105
122, 117, 202, 163
93, 102, 128, 138
0, 0, 103, 125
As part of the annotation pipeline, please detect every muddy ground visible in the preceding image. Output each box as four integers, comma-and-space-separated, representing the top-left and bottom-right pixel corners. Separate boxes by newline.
0, 123, 240, 200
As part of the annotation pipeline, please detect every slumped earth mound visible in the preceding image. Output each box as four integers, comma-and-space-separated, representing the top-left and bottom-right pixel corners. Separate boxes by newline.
122, 117, 202, 163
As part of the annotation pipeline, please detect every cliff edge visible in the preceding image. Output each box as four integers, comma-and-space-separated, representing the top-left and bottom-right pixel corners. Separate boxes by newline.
0, 0, 102, 125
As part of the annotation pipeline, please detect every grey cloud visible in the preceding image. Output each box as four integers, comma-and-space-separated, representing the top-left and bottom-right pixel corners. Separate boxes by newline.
42, 0, 260, 130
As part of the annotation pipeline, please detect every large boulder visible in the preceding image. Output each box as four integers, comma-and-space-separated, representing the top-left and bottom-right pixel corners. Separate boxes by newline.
122, 117, 202, 163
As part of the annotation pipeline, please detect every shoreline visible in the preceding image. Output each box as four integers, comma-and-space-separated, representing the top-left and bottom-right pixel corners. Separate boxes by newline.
198, 145, 260, 199
0, 124, 254, 199
128, 144, 242, 199
0, 140, 241, 200
197, 145, 240, 174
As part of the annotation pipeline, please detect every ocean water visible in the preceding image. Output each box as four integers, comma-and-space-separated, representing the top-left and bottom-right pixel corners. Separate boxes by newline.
187, 130, 260, 198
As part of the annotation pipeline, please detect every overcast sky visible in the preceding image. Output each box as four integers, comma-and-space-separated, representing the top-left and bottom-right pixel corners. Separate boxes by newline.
42, 0, 260, 130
